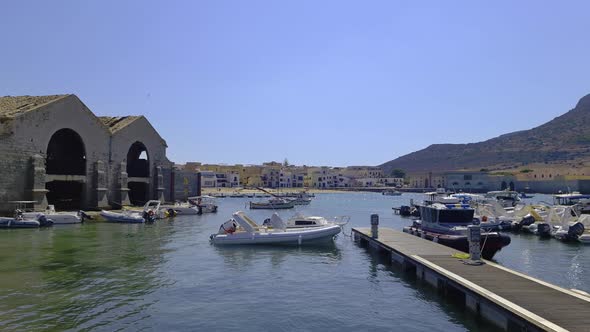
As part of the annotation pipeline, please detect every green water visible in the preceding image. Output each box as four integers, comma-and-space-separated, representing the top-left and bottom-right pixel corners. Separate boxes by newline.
0, 193, 586, 331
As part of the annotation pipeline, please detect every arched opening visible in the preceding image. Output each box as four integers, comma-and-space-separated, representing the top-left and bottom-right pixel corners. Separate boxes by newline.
45, 128, 86, 210
127, 142, 150, 206
501, 181, 508, 190
46, 129, 86, 175
127, 142, 149, 177
509, 181, 515, 191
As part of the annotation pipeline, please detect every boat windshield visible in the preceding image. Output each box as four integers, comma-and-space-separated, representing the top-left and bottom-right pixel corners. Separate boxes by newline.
438, 209, 474, 223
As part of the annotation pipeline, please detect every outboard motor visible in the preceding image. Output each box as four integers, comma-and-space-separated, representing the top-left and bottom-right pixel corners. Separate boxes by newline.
37, 215, 53, 227
568, 221, 585, 239
78, 211, 92, 222
143, 210, 156, 223
536, 223, 551, 238
520, 214, 536, 228
218, 219, 238, 234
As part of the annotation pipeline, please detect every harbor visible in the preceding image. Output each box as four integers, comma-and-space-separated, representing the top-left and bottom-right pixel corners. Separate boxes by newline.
353, 226, 590, 331
0, 192, 588, 331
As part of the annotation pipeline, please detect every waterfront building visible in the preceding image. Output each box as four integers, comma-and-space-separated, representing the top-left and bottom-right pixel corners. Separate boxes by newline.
0, 94, 175, 212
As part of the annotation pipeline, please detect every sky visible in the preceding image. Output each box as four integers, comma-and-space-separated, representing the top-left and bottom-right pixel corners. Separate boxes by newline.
1, 1, 590, 167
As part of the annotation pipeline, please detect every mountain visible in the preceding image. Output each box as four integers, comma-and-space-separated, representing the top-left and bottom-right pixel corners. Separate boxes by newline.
380, 94, 590, 174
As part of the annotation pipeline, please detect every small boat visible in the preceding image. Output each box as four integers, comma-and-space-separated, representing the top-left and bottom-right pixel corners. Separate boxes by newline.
229, 192, 245, 198
403, 203, 511, 260
249, 198, 294, 209
484, 190, 521, 208
382, 189, 402, 196
163, 196, 218, 215
553, 192, 590, 215
0, 207, 52, 228
100, 200, 160, 223
22, 205, 85, 224
210, 211, 342, 245
287, 192, 313, 205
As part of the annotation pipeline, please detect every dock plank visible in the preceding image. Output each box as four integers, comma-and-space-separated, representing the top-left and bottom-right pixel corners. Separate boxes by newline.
353, 227, 590, 332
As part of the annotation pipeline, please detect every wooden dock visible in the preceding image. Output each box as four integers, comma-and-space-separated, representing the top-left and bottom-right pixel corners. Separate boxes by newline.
353, 227, 590, 332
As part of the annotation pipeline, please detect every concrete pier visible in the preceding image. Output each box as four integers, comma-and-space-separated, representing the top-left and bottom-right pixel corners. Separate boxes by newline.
353, 227, 590, 331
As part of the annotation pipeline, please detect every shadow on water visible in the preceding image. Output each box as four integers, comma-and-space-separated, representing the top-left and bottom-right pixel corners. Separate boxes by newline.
358, 242, 498, 332
212, 242, 342, 269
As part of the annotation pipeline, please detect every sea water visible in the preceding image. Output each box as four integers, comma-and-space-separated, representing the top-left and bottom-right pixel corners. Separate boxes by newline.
0, 192, 587, 331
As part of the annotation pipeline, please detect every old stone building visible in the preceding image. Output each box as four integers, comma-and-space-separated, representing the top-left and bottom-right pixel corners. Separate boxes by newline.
0, 94, 174, 212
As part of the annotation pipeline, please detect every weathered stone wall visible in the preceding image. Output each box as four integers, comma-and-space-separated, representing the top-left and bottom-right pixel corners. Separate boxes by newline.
109, 117, 172, 204
0, 96, 111, 210
0, 95, 173, 212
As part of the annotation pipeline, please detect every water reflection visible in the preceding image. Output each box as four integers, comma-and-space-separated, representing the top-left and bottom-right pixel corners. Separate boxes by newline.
213, 242, 342, 269
0, 223, 174, 331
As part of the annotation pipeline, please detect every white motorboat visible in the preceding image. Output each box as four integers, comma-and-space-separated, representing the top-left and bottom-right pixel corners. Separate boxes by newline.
382, 189, 402, 196
210, 211, 341, 245
22, 205, 85, 224
287, 192, 313, 205
162, 196, 218, 216
100, 200, 160, 223
249, 198, 294, 209
484, 190, 521, 208
0, 201, 53, 228
0, 208, 51, 228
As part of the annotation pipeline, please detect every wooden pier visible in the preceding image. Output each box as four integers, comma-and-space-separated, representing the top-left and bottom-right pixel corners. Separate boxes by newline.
353, 227, 590, 332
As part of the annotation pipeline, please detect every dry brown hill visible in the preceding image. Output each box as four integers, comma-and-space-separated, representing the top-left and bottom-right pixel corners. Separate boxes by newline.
381, 94, 590, 174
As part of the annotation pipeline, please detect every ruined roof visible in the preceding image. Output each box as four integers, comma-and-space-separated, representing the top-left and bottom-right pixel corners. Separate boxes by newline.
98, 116, 142, 133
0, 94, 70, 118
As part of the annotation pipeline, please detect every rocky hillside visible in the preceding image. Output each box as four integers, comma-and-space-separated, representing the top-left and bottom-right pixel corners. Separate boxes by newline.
381, 94, 590, 174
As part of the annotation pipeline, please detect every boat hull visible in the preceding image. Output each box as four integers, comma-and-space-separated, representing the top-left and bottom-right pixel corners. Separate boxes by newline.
100, 211, 145, 223
22, 212, 81, 224
403, 226, 511, 260
249, 202, 294, 209
0, 217, 41, 228
211, 225, 341, 245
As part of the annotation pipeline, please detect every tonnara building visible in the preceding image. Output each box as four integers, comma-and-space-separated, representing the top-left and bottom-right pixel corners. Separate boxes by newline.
0, 94, 174, 212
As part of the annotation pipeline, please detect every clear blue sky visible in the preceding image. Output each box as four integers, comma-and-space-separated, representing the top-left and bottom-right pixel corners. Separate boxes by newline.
2, 1, 589, 167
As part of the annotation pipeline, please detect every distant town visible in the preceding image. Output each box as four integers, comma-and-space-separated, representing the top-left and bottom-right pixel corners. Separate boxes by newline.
176, 160, 590, 194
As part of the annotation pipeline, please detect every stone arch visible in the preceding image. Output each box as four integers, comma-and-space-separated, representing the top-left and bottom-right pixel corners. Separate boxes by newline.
501, 181, 507, 190
126, 141, 150, 205
127, 141, 149, 177
45, 128, 86, 210
509, 181, 515, 191
46, 128, 86, 175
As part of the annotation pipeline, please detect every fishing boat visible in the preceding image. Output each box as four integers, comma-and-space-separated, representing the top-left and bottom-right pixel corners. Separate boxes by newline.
209, 211, 341, 245
100, 200, 160, 223
403, 203, 511, 260
249, 198, 294, 209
